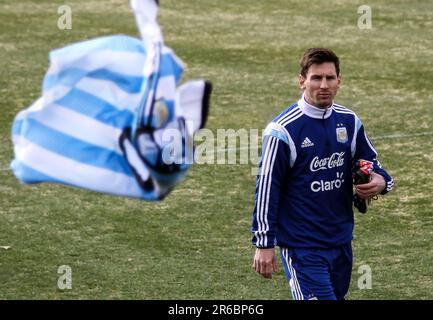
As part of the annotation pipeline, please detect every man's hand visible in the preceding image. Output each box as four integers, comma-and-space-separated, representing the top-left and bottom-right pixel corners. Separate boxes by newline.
253, 248, 277, 279
355, 172, 386, 199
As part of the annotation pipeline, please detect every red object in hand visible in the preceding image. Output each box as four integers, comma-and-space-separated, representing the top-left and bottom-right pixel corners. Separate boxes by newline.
352, 159, 374, 213
353, 160, 373, 185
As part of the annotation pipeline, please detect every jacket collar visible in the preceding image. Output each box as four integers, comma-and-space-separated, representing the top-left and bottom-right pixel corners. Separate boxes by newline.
298, 93, 333, 119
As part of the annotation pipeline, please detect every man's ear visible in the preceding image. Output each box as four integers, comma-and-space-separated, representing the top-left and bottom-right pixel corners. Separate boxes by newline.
299, 74, 306, 90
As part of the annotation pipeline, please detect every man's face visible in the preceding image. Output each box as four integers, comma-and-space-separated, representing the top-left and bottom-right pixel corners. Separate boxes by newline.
299, 62, 341, 108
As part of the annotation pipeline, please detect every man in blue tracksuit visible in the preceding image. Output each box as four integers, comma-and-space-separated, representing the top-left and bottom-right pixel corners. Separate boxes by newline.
251, 48, 393, 300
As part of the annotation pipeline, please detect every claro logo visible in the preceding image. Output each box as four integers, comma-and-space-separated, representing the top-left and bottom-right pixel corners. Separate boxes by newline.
310, 152, 345, 172
311, 172, 345, 192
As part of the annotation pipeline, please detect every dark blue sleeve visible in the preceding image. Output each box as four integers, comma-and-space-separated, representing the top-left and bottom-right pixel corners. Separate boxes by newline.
251, 134, 291, 248
354, 124, 394, 194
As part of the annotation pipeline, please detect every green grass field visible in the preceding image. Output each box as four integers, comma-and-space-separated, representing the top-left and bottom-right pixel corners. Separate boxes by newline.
1, 0, 432, 299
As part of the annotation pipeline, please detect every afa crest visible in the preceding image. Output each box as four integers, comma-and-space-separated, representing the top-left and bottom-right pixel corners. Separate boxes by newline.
336, 127, 348, 143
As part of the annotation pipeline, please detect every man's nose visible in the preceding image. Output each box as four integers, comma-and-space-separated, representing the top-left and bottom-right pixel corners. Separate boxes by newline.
320, 78, 328, 89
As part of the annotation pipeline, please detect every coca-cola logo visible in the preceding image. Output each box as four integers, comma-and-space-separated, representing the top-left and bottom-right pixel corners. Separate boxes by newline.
310, 152, 345, 172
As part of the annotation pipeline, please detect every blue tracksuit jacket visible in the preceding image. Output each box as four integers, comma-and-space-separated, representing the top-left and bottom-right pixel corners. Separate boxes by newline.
251, 96, 394, 249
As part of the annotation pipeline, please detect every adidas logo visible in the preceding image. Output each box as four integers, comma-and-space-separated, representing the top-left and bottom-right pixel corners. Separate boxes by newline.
301, 137, 314, 148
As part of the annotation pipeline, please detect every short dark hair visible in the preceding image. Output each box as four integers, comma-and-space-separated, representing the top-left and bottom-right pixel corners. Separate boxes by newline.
299, 48, 340, 77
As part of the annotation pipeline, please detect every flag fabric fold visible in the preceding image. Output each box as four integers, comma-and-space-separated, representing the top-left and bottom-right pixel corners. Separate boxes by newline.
10, 0, 212, 201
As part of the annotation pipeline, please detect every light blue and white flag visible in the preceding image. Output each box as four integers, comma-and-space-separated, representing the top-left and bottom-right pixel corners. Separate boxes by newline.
10, 0, 212, 200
